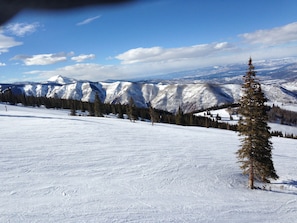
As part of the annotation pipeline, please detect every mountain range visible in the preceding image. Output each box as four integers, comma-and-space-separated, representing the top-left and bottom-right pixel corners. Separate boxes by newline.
1, 58, 297, 113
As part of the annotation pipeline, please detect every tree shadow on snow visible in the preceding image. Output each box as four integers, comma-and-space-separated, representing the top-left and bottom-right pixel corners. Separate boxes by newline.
274, 179, 297, 188
269, 180, 297, 196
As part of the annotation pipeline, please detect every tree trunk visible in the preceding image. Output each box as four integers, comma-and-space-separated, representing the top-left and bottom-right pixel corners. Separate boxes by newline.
249, 160, 254, 189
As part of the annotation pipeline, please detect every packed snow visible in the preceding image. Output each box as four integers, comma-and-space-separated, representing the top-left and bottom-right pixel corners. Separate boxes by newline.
1, 104, 297, 222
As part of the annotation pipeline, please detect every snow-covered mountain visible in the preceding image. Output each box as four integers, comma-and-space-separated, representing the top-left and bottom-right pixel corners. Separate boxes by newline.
1, 58, 297, 113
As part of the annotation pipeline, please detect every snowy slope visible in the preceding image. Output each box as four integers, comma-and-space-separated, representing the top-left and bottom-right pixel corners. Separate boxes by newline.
1, 104, 296, 222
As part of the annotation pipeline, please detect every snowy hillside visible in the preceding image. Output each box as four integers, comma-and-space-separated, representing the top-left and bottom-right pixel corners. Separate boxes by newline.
1, 104, 297, 222
1, 73, 297, 114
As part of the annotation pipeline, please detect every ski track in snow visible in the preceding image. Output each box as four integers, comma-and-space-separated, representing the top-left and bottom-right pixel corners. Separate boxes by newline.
0, 104, 297, 223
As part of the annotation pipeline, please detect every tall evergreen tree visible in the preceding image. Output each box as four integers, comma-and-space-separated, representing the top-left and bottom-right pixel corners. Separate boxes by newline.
70, 100, 77, 116
237, 58, 278, 189
116, 104, 124, 119
148, 102, 158, 125
88, 101, 95, 116
175, 106, 184, 125
127, 97, 137, 122
94, 93, 103, 117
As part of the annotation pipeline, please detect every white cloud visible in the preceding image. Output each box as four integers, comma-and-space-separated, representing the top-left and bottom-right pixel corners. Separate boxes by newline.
76, 15, 101, 26
6, 22, 40, 37
0, 32, 22, 53
68, 51, 75, 57
71, 54, 95, 62
24, 54, 239, 82
19, 21, 297, 82
0, 62, 6, 66
12, 53, 68, 66
115, 42, 234, 64
240, 22, 297, 45
27, 63, 119, 81
23, 44, 297, 82
28, 45, 232, 80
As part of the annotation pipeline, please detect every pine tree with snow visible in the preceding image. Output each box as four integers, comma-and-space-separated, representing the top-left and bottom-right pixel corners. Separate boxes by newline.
236, 58, 278, 189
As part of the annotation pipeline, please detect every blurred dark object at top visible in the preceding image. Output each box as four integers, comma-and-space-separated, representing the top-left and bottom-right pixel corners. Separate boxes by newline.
0, 0, 134, 25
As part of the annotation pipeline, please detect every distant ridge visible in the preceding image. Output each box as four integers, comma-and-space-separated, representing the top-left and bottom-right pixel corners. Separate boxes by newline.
1, 58, 297, 113
47, 75, 76, 85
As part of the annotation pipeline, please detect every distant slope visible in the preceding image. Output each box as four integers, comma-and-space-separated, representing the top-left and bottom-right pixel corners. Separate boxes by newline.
1, 75, 297, 114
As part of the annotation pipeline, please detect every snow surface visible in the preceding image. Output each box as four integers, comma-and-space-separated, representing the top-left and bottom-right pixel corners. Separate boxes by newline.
1, 104, 297, 222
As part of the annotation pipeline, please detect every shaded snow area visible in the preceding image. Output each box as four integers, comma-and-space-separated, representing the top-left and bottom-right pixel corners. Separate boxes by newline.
1, 104, 297, 222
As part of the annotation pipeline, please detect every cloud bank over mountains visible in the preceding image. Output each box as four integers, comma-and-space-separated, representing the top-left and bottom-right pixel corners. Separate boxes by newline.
240, 22, 297, 45
2, 20, 297, 82
115, 42, 233, 64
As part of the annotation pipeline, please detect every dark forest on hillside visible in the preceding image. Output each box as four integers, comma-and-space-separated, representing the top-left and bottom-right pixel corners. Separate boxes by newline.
1, 89, 296, 139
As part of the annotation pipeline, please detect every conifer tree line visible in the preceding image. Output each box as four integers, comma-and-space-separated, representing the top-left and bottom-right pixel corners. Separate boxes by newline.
192, 102, 297, 130
268, 104, 297, 126
1, 82, 297, 140
0, 88, 238, 131
237, 58, 279, 189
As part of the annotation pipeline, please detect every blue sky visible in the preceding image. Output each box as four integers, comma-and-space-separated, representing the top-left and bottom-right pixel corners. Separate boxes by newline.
1, 0, 297, 83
